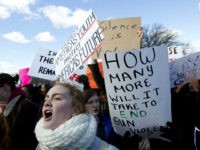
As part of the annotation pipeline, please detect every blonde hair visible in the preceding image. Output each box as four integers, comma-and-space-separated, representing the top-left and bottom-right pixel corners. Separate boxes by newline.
55, 83, 86, 113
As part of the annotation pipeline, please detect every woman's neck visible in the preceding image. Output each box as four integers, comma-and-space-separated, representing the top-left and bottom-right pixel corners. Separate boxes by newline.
94, 115, 100, 123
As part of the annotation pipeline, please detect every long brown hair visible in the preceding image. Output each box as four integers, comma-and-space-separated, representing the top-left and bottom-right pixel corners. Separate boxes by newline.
82, 89, 98, 104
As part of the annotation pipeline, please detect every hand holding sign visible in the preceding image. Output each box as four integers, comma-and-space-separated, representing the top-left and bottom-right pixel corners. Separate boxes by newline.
188, 77, 200, 92
116, 131, 142, 150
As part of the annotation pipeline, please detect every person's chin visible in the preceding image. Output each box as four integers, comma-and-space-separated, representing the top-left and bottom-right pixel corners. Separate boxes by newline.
92, 111, 99, 116
43, 120, 54, 129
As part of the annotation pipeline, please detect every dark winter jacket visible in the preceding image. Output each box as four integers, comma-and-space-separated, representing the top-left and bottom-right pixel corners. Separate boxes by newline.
4, 89, 39, 150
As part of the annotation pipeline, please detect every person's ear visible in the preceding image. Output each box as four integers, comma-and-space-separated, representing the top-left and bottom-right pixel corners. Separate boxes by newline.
73, 106, 81, 115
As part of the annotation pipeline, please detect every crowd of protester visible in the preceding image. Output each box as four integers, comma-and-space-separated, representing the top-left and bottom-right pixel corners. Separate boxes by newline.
0, 57, 200, 150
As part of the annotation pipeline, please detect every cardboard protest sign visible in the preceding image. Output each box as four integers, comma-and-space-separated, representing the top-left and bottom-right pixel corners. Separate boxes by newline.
170, 51, 200, 88
28, 49, 57, 81
92, 17, 141, 59
19, 67, 31, 86
102, 46, 171, 137
168, 46, 183, 62
55, 10, 104, 82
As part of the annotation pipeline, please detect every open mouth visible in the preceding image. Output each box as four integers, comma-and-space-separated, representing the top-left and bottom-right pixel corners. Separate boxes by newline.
93, 108, 99, 113
43, 110, 52, 121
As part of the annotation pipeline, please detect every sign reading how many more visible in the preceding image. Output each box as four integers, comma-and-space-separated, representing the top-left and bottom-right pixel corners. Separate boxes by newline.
102, 46, 171, 137
170, 51, 200, 88
55, 10, 104, 82
28, 49, 57, 81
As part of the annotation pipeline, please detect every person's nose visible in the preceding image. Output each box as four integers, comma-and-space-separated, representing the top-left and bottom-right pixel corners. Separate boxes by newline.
44, 98, 52, 107
93, 101, 99, 107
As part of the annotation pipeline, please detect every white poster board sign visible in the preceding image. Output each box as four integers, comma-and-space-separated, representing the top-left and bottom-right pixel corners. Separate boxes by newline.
28, 49, 57, 81
170, 51, 200, 88
168, 46, 183, 62
69, 63, 88, 81
102, 46, 171, 137
55, 10, 104, 82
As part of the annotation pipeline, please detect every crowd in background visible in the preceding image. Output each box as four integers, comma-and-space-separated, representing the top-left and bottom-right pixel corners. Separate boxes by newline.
0, 59, 200, 150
